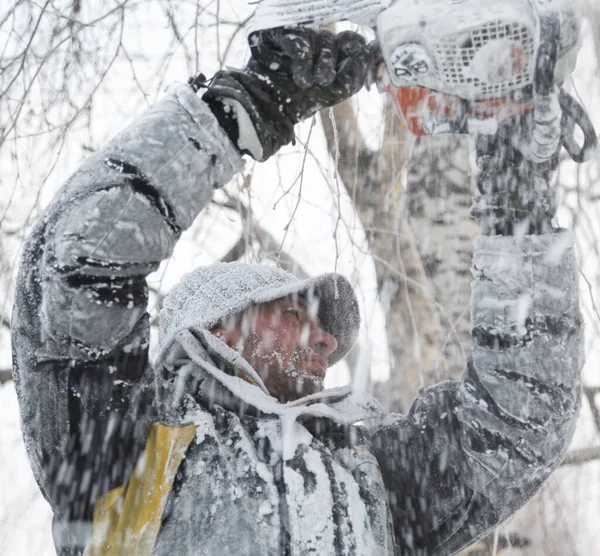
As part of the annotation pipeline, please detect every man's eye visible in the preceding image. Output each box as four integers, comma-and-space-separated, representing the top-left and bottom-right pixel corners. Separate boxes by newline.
285, 309, 300, 320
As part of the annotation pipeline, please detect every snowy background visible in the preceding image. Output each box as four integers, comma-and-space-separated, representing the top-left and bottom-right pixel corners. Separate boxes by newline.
1, 1, 600, 554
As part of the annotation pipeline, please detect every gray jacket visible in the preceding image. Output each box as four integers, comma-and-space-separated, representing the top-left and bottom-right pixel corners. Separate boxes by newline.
11, 83, 583, 555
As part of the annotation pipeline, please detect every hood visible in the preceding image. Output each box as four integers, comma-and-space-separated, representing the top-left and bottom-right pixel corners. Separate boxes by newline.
159, 262, 361, 366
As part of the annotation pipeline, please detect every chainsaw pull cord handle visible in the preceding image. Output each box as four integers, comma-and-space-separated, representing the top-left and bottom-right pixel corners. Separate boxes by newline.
559, 89, 598, 163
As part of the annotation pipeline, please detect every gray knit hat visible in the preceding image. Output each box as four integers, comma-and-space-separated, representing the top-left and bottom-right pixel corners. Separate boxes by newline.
159, 262, 360, 365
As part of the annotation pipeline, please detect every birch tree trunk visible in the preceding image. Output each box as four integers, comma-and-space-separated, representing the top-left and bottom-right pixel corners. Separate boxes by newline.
321, 98, 477, 412
404, 134, 477, 382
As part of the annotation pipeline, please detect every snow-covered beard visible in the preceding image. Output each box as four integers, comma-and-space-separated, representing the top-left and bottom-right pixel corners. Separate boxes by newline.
237, 329, 326, 400
282, 347, 325, 393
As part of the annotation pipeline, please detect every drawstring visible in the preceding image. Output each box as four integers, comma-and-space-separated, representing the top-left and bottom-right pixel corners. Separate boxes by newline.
188, 73, 210, 93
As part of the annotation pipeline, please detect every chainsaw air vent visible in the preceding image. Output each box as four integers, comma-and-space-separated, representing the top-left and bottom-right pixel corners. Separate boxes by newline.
435, 20, 535, 100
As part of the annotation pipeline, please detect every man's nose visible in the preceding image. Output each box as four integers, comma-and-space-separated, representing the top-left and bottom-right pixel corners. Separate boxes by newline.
309, 327, 338, 358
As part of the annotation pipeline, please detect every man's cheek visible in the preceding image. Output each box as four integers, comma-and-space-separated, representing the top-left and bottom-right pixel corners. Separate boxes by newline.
257, 330, 277, 352
282, 325, 302, 348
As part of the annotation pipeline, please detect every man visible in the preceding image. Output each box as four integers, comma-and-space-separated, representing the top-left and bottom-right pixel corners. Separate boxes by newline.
11, 26, 582, 555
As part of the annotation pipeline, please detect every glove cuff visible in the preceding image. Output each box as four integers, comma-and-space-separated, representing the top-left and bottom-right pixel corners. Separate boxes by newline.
205, 96, 264, 160
202, 70, 295, 161
470, 189, 557, 235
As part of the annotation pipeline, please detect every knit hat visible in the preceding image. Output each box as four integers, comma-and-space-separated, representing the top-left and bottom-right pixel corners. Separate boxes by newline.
159, 262, 360, 365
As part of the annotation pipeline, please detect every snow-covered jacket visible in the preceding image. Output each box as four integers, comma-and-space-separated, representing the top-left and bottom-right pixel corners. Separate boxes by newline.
11, 83, 583, 555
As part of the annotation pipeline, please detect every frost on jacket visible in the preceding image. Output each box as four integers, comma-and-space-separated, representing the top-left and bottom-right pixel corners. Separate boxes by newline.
11, 84, 583, 555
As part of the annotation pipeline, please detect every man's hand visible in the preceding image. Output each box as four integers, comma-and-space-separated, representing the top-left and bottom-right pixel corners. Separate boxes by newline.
202, 27, 371, 161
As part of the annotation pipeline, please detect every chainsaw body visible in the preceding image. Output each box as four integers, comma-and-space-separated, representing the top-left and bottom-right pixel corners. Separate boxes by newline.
249, 0, 596, 206
376, 0, 580, 99
374, 0, 581, 135
250, 0, 586, 138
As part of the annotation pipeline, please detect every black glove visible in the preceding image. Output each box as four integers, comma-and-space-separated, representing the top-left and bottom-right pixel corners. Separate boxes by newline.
202, 27, 371, 161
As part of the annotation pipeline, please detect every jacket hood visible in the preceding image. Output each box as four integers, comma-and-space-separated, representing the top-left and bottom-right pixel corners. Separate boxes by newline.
159, 262, 361, 365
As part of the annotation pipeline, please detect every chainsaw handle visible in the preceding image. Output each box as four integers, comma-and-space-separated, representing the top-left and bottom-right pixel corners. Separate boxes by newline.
247, 0, 389, 33
559, 89, 598, 163
534, 13, 561, 97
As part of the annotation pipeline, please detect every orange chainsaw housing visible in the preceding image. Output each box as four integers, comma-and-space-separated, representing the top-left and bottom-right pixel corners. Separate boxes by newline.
379, 69, 534, 136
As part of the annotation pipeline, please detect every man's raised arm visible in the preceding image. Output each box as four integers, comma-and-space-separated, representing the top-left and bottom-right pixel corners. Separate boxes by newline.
11, 85, 244, 541
11, 27, 370, 549
371, 191, 583, 553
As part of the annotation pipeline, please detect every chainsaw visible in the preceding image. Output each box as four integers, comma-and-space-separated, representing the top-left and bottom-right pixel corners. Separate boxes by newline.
249, 0, 597, 234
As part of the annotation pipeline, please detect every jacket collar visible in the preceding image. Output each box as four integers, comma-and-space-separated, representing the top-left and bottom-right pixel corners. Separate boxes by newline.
154, 328, 384, 429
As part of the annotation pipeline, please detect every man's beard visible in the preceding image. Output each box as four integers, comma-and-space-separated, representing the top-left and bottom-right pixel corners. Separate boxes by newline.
242, 335, 326, 399
282, 347, 325, 395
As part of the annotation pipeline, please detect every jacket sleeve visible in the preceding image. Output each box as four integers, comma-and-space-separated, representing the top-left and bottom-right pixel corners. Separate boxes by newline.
370, 231, 583, 555
11, 84, 243, 527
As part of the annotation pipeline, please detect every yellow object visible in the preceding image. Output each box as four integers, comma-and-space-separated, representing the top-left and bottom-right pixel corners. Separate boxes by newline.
84, 423, 198, 556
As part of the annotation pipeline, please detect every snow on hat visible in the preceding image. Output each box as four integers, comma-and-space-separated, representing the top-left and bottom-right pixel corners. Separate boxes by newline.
159, 262, 360, 366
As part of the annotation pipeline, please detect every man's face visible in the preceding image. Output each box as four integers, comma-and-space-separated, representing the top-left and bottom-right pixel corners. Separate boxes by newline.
212, 295, 338, 402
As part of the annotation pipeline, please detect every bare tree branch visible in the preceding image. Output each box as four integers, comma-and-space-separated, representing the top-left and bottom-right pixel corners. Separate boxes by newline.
217, 196, 311, 278
220, 234, 246, 263
0, 305, 10, 331
562, 446, 600, 466
584, 385, 600, 434
0, 368, 12, 384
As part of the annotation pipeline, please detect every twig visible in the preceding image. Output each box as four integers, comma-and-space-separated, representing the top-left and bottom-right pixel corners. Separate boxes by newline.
216, 196, 310, 277
583, 385, 600, 434
276, 116, 316, 252
328, 107, 343, 275
561, 446, 600, 466
220, 235, 246, 263
0, 368, 13, 384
